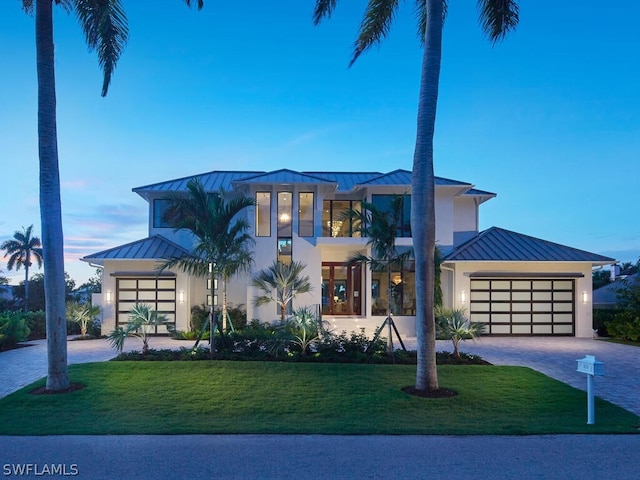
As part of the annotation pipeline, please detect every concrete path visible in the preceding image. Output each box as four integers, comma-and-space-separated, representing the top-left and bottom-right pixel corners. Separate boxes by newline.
1, 335, 638, 416
1, 434, 640, 480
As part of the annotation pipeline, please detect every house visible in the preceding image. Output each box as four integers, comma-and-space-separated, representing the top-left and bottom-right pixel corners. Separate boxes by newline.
593, 273, 640, 309
82, 169, 614, 338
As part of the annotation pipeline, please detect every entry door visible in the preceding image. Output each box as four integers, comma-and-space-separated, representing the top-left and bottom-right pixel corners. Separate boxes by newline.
321, 263, 362, 315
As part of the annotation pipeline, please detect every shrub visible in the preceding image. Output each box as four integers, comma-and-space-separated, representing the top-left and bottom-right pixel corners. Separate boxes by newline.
593, 308, 622, 337
606, 311, 640, 342
190, 304, 208, 333
0, 313, 31, 350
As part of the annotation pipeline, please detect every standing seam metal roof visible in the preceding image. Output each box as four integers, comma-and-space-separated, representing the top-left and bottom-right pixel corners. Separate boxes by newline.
444, 227, 616, 263
82, 235, 191, 261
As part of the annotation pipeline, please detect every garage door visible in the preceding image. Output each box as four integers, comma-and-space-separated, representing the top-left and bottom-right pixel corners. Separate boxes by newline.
470, 279, 574, 335
116, 277, 176, 334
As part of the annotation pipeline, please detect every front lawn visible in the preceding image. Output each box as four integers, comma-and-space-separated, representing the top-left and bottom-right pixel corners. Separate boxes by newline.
0, 362, 637, 435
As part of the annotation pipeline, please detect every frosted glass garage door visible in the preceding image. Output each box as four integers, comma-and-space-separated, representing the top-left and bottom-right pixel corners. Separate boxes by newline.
470, 279, 574, 335
116, 277, 176, 334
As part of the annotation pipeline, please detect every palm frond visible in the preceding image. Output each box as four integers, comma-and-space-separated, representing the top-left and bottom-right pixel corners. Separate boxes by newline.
416, 0, 448, 45
478, 0, 519, 44
350, 0, 400, 67
184, 0, 204, 9
73, 0, 129, 96
313, 0, 338, 24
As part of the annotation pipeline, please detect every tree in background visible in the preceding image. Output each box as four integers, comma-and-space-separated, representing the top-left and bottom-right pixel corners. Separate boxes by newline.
313, 0, 519, 392
12, 272, 76, 312
19, 0, 204, 391
1, 225, 43, 312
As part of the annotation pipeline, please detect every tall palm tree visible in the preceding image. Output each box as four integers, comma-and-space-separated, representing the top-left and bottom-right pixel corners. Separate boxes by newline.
160, 179, 255, 353
342, 196, 411, 353
20, 0, 204, 391
314, 0, 519, 392
1, 225, 44, 312
251, 261, 313, 321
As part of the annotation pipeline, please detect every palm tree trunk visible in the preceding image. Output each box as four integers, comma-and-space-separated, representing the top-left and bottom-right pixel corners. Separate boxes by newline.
24, 263, 30, 312
36, 0, 69, 391
411, 0, 443, 391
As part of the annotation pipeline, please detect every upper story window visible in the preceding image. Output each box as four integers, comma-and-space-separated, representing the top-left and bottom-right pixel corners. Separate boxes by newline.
371, 194, 412, 238
298, 192, 314, 237
153, 199, 176, 228
321, 200, 361, 238
277, 192, 292, 236
256, 192, 271, 237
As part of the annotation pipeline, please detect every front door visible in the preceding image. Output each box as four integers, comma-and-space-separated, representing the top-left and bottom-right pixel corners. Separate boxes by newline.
321, 263, 362, 315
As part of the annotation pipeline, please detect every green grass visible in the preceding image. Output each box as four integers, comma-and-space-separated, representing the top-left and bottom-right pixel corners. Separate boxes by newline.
0, 362, 638, 435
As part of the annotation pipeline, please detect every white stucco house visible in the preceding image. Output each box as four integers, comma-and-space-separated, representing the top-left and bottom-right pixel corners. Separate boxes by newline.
82, 168, 614, 339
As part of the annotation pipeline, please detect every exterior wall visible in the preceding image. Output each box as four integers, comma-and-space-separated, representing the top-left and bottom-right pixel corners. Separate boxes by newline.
452, 196, 478, 246
447, 261, 594, 338
99, 259, 194, 335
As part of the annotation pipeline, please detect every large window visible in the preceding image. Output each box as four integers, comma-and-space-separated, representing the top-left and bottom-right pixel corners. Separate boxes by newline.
298, 192, 314, 237
321, 200, 361, 237
321, 263, 362, 315
371, 261, 415, 316
256, 192, 271, 237
371, 194, 411, 237
278, 192, 292, 236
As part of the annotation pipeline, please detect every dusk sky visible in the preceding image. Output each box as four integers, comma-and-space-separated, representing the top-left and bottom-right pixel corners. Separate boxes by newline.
1, 1, 638, 286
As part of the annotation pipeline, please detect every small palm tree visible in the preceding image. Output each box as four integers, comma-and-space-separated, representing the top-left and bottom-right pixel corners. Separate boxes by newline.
251, 261, 312, 321
107, 304, 168, 355
342, 196, 411, 353
271, 306, 329, 357
66, 301, 100, 337
435, 307, 485, 358
1, 225, 43, 312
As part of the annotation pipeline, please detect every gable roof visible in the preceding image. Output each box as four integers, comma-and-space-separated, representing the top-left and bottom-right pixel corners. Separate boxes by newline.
444, 227, 616, 264
81, 235, 191, 262
232, 169, 335, 185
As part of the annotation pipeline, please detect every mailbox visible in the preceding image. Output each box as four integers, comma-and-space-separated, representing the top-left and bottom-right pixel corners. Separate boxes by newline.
576, 355, 604, 376
576, 354, 604, 425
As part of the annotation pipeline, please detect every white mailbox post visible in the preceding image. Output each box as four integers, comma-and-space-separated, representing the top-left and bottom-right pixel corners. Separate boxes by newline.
576, 355, 604, 425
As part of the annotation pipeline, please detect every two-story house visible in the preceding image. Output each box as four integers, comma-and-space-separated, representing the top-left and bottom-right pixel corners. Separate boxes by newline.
83, 169, 614, 338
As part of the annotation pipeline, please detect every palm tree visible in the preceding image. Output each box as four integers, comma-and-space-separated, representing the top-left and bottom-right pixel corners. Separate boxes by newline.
313, 0, 519, 392
342, 196, 411, 353
1, 225, 43, 312
160, 179, 255, 354
251, 261, 313, 321
66, 301, 100, 337
20, 0, 204, 391
106, 303, 169, 355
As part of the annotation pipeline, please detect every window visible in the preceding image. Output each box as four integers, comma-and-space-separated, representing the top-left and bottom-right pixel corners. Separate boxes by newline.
298, 192, 314, 237
278, 238, 292, 265
321, 263, 362, 315
256, 192, 271, 237
371, 194, 411, 237
321, 200, 361, 237
277, 192, 292, 236
371, 260, 415, 316
153, 199, 176, 228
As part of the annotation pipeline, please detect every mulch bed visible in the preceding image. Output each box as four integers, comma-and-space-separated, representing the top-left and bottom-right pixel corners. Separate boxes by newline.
30, 383, 85, 395
402, 386, 458, 398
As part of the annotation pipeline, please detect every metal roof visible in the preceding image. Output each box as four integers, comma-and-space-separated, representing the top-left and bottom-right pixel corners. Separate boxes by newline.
81, 235, 191, 262
444, 227, 616, 264
132, 169, 484, 196
233, 169, 335, 185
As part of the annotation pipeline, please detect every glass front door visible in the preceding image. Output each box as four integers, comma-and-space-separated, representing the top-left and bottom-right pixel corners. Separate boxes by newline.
321, 263, 362, 315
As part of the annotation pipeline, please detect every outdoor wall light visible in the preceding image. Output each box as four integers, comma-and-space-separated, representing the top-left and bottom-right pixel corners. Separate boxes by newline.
179, 290, 185, 304
460, 290, 466, 303
582, 291, 588, 304
105, 290, 112, 303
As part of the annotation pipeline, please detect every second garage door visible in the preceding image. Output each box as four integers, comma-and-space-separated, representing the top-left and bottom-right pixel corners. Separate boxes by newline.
470, 278, 575, 335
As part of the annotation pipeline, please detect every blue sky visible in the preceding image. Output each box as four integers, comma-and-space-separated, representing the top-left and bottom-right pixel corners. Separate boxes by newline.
1, 1, 638, 286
